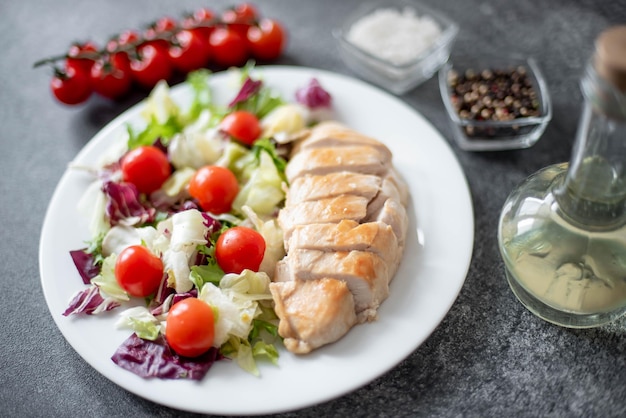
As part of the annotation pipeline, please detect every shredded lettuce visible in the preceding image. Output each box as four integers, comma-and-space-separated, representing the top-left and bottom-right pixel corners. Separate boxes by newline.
91, 254, 129, 302
233, 147, 286, 215
116, 306, 162, 340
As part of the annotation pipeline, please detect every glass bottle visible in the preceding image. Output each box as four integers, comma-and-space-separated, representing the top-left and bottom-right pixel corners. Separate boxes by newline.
497, 25, 626, 328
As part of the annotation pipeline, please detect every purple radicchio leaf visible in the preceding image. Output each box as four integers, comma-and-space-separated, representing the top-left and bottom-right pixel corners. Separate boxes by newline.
295, 78, 332, 108
62, 285, 120, 316
69, 249, 100, 284
102, 181, 156, 226
150, 289, 197, 316
111, 333, 222, 380
228, 77, 262, 108
201, 212, 221, 235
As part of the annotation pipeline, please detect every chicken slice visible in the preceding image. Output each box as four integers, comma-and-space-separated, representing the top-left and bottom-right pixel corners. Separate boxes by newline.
285, 145, 390, 182
278, 194, 369, 239
269, 278, 357, 354
276, 249, 390, 322
292, 121, 393, 163
371, 198, 409, 248
285, 220, 399, 265
286, 172, 381, 206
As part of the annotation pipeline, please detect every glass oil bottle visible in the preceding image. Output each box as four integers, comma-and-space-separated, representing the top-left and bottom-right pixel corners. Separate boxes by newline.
498, 26, 626, 328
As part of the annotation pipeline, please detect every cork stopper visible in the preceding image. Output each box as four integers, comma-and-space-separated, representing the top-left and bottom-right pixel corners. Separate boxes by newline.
594, 25, 626, 91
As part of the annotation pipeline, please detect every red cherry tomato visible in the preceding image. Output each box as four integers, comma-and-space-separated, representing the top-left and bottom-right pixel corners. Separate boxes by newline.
90, 54, 132, 100
215, 226, 266, 274
50, 65, 92, 105
144, 16, 178, 51
130, 43, 173, 89
115, 245, 164, 297
168, 29, 211, 73
183, 8, 216, 40
209, 27, 249, 68
165, 298, 215, 358
221, 3, 258, 37
106, 29, 140, 52
188, 166, 239, 214
67, 41, 98, 75
120, 146, 171, 194
247, 19, 286, 61
220, 110, 261, 145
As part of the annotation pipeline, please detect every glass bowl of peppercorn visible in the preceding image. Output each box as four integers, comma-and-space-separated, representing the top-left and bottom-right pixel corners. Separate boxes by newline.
439, 55, 552, 151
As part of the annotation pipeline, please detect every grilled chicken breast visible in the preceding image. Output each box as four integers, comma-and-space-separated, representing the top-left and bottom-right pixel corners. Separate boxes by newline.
272, 122, 409, 353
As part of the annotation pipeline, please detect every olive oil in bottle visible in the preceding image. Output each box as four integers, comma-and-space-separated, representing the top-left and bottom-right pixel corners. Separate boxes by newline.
498, 26, 626, 328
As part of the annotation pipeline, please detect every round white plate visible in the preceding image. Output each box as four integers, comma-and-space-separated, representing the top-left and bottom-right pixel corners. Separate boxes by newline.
39, 66, 474, 415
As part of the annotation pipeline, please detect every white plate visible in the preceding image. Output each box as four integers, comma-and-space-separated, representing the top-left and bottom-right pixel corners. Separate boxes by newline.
39, 66, 474, 415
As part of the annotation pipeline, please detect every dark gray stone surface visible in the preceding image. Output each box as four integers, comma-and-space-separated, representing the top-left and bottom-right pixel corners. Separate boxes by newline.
2, 0, 625, 417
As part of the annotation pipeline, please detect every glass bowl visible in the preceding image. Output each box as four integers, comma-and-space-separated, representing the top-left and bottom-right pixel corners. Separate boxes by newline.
439, 55, 552, 151
333, 0, 459, 95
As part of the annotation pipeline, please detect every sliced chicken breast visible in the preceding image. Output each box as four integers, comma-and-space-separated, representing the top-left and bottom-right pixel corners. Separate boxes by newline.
285, 145, 391, 182
277, 248, 390, 321
285, 220, 399, 265
269, 278, 357, 354
292, 121, 393, 163
286, 172, 381, 206
278, 194, 369, 239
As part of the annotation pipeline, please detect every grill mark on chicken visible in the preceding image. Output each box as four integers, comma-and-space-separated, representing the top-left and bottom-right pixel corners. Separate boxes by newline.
272, 122, 409, 353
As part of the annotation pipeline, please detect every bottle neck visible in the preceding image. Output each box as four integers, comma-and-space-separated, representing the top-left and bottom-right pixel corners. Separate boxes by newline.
555, 64, 626, 229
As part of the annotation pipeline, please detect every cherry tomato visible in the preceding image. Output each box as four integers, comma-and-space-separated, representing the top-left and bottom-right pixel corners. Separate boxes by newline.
221, 3, 258, 37
220, 110, 261, 145
215, 226, 266, 274
106, 29, 140, 52
66, 41, 98, 75
165, 297, 215, 358
168, 29, 211, 73
209, 26, 249, 68
130, 43, 173, 89
90, 54, 132, 100
144, 16, 178, 51
182, 8, 216, 40
188, 166, 239, 214
247, 19, 286, 61
120, 145, 171, 194
50, 66, 92, 105
115, 245, 164, 297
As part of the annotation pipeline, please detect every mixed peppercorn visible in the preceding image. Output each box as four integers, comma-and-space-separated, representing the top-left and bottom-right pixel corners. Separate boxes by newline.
447, 65, 541, 137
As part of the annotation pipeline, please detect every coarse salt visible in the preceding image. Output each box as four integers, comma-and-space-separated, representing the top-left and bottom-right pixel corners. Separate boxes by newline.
346, 7, 442, 66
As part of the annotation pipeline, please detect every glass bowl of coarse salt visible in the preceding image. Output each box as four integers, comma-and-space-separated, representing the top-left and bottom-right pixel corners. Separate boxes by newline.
333, 0, 458, 95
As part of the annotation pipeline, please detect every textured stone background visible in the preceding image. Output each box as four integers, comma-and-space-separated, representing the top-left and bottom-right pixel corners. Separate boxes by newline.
2, 0, 625, 417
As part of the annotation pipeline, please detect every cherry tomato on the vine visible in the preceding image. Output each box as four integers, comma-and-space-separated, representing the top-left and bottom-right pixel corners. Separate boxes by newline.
90, 54, 132, 99
220, 110, 261, 145
221, 3, 258, 37
188, 166, 239, 214
66, 41, 98, 75
115, 245, 164, 297
130, 43, 173, 89
50, 65, 92, 105
144, 16, 178, 51
106, 29, 140, 52
165, 297, 215, 358
215, 226, 266, 274
120, 145, 171, 194
209, 26, 249, 68
183, 8, 216, 40
168, 29, 211, 73
247, 19, 286, 61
